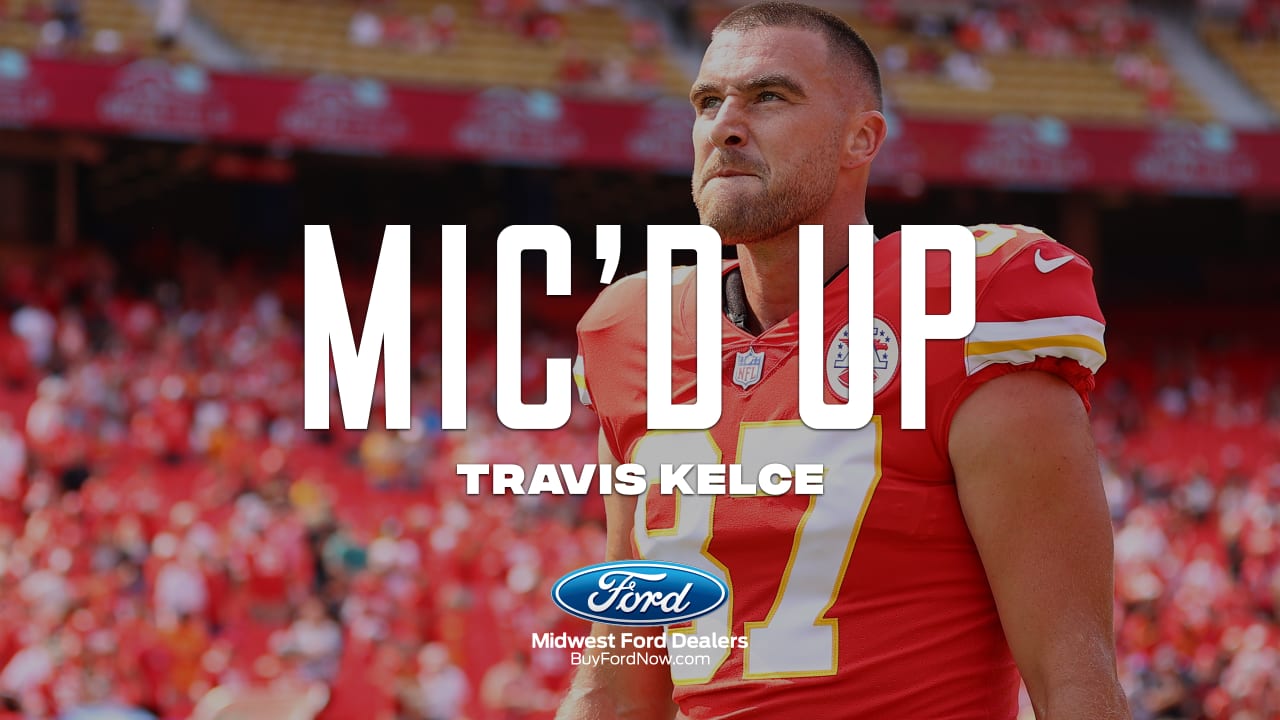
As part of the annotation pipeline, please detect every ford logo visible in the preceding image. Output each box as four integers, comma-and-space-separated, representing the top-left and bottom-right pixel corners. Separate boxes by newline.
551, 560, 727, 627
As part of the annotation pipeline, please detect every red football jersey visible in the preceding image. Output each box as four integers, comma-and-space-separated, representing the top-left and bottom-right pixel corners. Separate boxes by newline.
573, 225, 1106, 719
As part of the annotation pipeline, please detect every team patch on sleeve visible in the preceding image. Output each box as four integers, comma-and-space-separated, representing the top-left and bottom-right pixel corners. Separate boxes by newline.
965, 315, 1106, 375
572, 354, 591, 406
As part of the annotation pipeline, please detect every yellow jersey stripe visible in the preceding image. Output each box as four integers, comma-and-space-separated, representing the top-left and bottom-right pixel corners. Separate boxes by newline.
965, 334, 1107, 359
967, 347, 1106, 374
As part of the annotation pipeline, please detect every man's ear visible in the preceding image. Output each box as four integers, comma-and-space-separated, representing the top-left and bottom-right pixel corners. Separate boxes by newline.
843, 110, 888, 170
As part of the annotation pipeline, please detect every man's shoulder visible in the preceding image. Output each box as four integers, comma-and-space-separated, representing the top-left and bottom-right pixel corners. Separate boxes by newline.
578, 262, 731, 336
962, 223, 1106, 386
880, 223, 1075, 258
969, 223, 1088, 274
578, 272, 651, 336
876, 224, 1089, 303
967, 223, 1099, 308
876, 223, 1077, 268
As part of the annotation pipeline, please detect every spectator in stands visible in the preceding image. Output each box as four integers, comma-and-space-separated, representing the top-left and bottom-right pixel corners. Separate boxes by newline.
410, 642, 468, 720
276, 596, 343, 684
1134, 645, 1194, 719
556, 41, 595, 91
1115, 52, 1151, 89
1025, 22, 1076, 59
1239, 0, 1274, 41
9, 303, 54, 370
0, 415, 24, 502
863, 0, 896, 27
155, 0, 188, 51
955, 14, 984, 54
349, 8, 384, 47
974, 10, 1014, 54
92, 28, 124, 55
1099, 11, 1130, 55
628, 53, 663, 96
159, 612, 211, 706
153, 541, 210, 624
480, 650, 552, 719
1144, 64, 1175, 120
50, 0, 82, 46
428, 3, 458, 50
0, 637, 55, 718
880, 43, 908, 74
913, 10, 948, 41
908, 43, 943, 74
627, 17, 660, 53
523, 8, 565, 44
359, 426, 407, 489
382, 9, 412, 48
943, 50, 992, 91
595, 49, 630, 96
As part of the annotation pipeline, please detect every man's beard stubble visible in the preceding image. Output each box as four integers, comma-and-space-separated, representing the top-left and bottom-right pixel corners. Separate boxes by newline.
692, 132, 842, 245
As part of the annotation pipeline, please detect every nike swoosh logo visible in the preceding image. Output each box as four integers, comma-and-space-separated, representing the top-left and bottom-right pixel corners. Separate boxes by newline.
1034, 249, 1074, 273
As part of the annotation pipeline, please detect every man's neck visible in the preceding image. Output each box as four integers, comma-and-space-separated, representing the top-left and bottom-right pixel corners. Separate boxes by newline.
734, 219, 865, 334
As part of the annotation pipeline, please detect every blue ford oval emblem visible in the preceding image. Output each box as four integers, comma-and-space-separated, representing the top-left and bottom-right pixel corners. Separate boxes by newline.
551, 560, 727, 627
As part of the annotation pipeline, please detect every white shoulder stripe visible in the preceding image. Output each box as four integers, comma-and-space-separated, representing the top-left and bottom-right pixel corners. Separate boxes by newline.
967, 345, 1106, 375
965, 316, 1106, 375
969, 315, 1104, 344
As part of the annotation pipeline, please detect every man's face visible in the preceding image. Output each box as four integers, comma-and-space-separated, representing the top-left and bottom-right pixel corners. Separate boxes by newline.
690, 26, 846, 244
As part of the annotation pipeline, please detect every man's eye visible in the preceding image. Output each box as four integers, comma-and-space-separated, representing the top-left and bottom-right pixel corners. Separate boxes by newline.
700, 97, 722, 110
759, 92, 782, 102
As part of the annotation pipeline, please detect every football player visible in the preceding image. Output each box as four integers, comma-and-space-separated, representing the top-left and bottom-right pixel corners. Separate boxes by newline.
559, 3, 1129, 718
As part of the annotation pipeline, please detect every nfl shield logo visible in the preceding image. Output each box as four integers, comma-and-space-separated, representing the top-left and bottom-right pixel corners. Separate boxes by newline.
732, 348, 765, 390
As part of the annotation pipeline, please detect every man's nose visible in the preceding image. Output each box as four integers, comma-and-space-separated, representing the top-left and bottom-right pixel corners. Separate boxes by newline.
709, 98, 748, 148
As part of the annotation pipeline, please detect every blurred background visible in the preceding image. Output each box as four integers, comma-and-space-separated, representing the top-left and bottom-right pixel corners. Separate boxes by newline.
0, 0, 1278, 718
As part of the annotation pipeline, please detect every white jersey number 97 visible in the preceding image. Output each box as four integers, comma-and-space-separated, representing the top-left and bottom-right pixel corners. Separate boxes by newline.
631, 420, 882, 684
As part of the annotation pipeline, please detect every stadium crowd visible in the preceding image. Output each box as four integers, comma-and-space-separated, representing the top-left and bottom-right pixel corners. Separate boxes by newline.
0, 243, 600, 719
687, 0, 1184, 116
0, 238, 1274, 720
0, 0, 187, 57
1097, 333, 1280, 719
861, 0, 1157, 61
343, 0, 670, 97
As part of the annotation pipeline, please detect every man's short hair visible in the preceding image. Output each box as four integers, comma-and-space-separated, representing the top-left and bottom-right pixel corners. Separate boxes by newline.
713, 1, 883, 111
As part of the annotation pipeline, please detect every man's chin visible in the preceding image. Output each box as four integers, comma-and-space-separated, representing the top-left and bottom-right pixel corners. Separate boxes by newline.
697, 214, 742, 243
703, 221, 773, 245
698, 201, 759, 236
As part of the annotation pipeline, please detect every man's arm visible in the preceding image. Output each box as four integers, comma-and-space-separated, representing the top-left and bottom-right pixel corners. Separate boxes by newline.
949, 371, 1129, 720
555, 429, 678, 720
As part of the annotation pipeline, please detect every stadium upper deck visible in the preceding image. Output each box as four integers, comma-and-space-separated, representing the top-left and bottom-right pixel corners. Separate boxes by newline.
192, 0, 690, 98
1201, 20, 1280, 117
4, 0, 1277, 128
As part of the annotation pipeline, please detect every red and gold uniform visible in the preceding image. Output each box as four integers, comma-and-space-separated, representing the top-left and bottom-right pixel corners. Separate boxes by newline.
573, 225, 1107, 719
